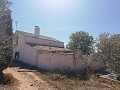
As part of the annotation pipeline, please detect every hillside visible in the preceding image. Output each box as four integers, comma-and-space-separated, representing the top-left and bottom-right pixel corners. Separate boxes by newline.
0, 61, 120, 90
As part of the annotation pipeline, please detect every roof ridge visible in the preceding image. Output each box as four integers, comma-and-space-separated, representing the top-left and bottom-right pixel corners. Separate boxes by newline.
16, 30, 63, 43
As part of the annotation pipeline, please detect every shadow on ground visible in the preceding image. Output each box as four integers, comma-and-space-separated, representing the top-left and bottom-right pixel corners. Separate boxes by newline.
9, 60, 38, 72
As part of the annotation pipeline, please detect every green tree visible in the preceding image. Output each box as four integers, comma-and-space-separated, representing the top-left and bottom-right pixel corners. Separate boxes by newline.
67, 31, 94, 55
0, 0, 12, 80
96, 33, 120, 75
0, 14, 13, 35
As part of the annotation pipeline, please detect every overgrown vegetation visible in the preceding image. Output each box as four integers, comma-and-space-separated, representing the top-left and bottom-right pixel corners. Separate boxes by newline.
0, 73, 18, 85
0, 0, 13, 81
67, 31, 120, 80
44, 71, 87, 81
35, 71, 120, 90
96, 33, 120, 78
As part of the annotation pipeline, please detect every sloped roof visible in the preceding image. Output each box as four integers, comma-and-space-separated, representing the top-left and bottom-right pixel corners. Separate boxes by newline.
16, 30, 63, 43
33, 45, 70, 51
32, 45, 73, 53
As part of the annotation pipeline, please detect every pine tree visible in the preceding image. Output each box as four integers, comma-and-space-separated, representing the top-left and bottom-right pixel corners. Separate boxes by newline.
0, 0, 12, 79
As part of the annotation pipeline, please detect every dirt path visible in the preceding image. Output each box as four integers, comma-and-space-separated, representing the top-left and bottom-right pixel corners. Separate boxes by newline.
4, 67, 54, 90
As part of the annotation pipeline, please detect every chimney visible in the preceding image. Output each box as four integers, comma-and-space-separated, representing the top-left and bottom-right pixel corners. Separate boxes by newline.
34, 26, 40, 36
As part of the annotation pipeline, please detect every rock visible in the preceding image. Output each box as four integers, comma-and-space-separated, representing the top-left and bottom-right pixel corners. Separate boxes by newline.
30, 84, 33, 86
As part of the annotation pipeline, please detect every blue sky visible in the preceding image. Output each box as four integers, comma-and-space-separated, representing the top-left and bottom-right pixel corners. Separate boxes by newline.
11, 0, 120, 45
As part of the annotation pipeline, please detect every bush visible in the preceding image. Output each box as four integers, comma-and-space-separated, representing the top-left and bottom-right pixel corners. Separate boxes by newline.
0, 73, 17, 85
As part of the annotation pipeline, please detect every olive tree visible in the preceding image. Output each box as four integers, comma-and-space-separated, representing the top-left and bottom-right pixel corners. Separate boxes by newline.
67, 31, 94, 55
96, 33, 120, 75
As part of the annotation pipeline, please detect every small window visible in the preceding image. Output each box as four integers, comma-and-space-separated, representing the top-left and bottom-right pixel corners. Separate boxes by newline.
15, 51, 20, 60
16, 36, 19, 46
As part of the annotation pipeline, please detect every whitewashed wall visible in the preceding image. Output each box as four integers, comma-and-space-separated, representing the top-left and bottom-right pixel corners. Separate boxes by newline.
14, 32, 25, 61
36, 51, 84, 72
22, 44, 37, 66
14, 33, 37, 66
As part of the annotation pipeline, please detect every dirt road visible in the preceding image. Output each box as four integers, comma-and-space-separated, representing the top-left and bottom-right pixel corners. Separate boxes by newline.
4, 67, 54, 90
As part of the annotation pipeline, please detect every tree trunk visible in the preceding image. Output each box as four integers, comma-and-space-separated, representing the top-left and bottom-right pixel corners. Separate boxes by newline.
0, 70, 4, 80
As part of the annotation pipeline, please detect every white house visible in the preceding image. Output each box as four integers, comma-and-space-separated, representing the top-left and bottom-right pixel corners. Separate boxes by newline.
14, 26, 84, 71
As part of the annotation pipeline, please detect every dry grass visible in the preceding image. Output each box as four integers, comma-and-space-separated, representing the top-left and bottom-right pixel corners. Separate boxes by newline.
1, 61, 120, 90
35, 71, 120, 90
0, 73, 19, 90
91, 76, 120, 90
0, 73, 18, 85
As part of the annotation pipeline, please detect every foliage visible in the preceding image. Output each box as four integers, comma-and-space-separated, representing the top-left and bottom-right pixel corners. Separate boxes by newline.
96, 33, 120, 75
0, 0, 13, 78
67, 31, 94, 55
